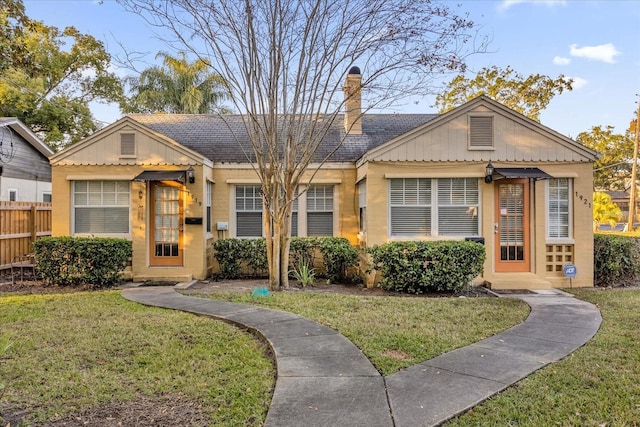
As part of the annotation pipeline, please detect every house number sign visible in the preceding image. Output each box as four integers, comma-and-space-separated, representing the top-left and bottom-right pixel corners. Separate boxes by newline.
575, 192, 591, 208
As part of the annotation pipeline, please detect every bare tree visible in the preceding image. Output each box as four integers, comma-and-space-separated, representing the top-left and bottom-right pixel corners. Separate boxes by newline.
118, 0, 485, 290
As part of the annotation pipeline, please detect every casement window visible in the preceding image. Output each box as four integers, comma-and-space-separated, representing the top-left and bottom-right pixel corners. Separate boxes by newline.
389, 178, 479, 237
8, 189, 17, 201
358, 180, 366, 233
469, 116, 494, 148
73, 181, 130, 234
306, 185, 334, 236
547, 178, 571, 239
235, 185, 263, 237
206, 181, 212, 233
120, 133, 136, 157
43, 192, 52, 203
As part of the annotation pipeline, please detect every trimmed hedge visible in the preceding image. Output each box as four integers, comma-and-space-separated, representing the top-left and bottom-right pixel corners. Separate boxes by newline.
212, 237, 359, 283
368, 240, 486, 294
33, 237, 132, 287
594, 234, 640, 286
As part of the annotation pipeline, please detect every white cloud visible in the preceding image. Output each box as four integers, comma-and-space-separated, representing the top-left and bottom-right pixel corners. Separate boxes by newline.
499, 0, 567, 11
553, 56, 571, 65
568, 76, 588, 89
569, 43, 620, 64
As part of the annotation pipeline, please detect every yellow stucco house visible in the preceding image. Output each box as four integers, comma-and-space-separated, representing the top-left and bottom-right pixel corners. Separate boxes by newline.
50, 71, 597, 289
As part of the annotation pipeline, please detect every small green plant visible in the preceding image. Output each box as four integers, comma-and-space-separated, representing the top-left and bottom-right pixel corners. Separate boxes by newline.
289, 260, 315, 287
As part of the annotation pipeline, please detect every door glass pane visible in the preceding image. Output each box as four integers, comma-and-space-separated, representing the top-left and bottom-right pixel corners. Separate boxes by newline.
154, 186, 180, 257
499, 183, 524, 261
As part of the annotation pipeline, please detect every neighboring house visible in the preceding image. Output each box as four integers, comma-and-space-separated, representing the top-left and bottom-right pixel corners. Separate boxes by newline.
0, 118, 54, 202
605, 190, 630, 222
49, 71, 598, 289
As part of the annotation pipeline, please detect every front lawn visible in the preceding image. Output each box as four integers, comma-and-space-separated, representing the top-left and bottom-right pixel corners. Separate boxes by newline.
0, 291, 274, 426
0, 288, 527, 425
3, 287, 636, 426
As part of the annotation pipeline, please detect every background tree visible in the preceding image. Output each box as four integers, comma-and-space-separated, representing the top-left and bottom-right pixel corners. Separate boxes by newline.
577, 125, 632, 191
122, 51, 231, 114
0, 0, 124, 150
593, 192, 622, 231
435, 65, 573, 121
121, 0, 484, 290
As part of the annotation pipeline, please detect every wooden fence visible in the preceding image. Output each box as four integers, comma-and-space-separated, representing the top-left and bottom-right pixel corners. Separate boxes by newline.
0, 201, 52, 270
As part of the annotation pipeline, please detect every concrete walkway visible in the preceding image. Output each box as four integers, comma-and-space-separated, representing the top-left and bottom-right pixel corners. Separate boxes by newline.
121, 286, 601, 427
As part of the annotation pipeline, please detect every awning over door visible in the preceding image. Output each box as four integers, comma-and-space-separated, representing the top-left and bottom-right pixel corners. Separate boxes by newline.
492, 167, 553, 181
133, 170, 186, 183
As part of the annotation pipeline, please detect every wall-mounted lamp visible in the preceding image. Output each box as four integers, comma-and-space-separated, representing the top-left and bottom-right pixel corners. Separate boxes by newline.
484, 162, 494, 183
187, 166, 195, 184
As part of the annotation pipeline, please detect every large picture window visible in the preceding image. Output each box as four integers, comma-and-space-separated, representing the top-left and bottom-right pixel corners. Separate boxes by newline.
548, 178, 571, 238
389, 178, 479, 237
236, 185, 263, 237
73, 181, 130, 234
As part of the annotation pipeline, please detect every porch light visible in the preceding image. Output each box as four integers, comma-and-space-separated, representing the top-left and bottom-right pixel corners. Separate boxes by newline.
187, 166, 195, 184
484, 162, 494, 183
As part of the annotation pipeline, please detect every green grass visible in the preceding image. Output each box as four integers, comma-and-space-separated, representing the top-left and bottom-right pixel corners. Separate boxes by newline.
21, 287, 640, 426
0, 288, 528, 425
0, 291, 274, 426
447, 288, 640, 426
192, 291, 528, 375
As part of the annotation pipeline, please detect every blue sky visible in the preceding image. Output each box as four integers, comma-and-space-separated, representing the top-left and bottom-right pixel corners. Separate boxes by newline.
23, 0, 640, 139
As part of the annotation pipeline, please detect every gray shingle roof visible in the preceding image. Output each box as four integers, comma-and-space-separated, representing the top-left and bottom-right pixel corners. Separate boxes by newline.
129, 113, 437, 163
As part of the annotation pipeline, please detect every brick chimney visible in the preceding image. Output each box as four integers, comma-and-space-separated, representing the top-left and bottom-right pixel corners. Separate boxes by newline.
343, 66, 362, 135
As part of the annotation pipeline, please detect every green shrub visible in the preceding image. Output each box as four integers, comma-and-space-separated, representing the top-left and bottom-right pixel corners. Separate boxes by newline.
212, 237, 359, 283
33, 237, 131, 287
368, 240, 486, 294
593, 234, 640, 286
212, 238, 247, 279
315, 237, 359, 283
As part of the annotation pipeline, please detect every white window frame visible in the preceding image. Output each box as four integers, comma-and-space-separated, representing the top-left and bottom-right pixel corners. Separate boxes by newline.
72, 180, 131, 236
358, 180, 366, 235
42, 192, 52, 203
206, 180, 213, 234
306, 185, 335, 237
235, 185, 263, 238
389, 178, 480, 238
8, 189, 17, 202
546, 178, 573, 242
231, 183, 337, 238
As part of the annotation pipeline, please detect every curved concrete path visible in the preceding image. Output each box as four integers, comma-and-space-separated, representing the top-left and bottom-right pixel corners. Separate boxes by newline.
121, 286, 601, 427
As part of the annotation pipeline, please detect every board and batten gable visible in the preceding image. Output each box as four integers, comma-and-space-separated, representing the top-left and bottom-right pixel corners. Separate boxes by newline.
50, 117, 205, 167
360, 96, 596, 164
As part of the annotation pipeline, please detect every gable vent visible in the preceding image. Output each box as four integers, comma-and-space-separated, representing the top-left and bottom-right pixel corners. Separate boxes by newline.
469, 116, 493, 148
120, 133, 136, 157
